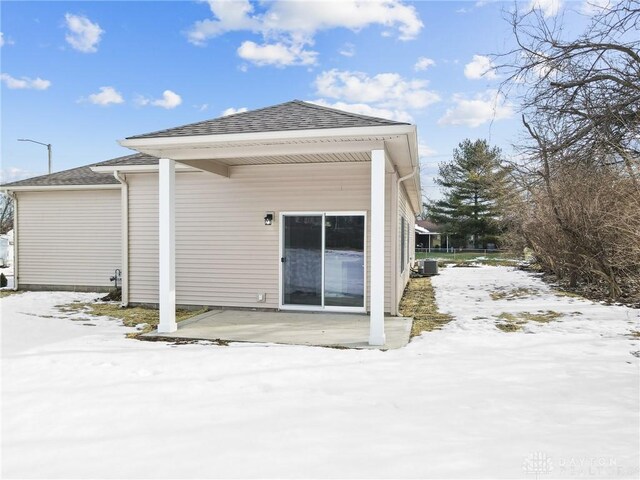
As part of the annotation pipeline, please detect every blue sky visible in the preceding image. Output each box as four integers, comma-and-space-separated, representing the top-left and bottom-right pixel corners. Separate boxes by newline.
1, 0, 596, 197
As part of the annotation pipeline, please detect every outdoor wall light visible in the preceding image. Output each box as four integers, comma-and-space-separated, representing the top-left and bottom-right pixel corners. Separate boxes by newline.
264, 212, 274, 225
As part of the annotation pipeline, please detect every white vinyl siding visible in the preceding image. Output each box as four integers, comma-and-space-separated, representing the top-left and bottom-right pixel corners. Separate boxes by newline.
127, 162, 396, 312
397, 184, 415, 302
16, 189, 121, 288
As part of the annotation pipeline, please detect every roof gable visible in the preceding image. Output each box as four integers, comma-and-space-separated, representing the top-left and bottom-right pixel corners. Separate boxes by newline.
126, 100, 409, 140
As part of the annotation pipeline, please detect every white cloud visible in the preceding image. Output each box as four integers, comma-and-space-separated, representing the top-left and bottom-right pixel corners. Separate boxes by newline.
237, 41, 317, 67
187, 0, 423, 66
0, 167, 35, 184
0, 32, 16, 47
528, 0, 563, 17
187, 0, 260, 45
580, 0, 611, 15
221, 107, 248, 116
189, 0, 422, 43
464, 55, 498, 80
84, 86, 124, 106
456, 1, 494, 14
414, 57, 435, 71
339, 43, 355, 57
0, 73, 51, 90
0, 32, 13, 47
194, 103, 209, 111
64, 13, 104, 53
136, 90, 182, 109
309, 99, 413, 123
314, 69, 440, 110
438, 89, 514, 128
418, 142, 437, 157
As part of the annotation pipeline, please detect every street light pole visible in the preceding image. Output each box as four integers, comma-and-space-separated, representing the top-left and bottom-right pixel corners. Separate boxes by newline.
17, 138, 52, 174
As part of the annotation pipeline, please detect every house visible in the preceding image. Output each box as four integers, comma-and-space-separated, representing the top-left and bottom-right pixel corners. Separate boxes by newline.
415, 219, 443, 250
1, 100, 420, 345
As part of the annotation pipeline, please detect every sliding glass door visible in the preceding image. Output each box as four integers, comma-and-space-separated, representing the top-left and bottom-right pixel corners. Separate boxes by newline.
282, 215, 323, 306
324, 215, 365, 307
281, 213, 366, 311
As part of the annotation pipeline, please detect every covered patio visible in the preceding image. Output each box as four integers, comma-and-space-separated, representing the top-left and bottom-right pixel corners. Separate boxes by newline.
142, 309, 413, 350
108, 101, 421, 346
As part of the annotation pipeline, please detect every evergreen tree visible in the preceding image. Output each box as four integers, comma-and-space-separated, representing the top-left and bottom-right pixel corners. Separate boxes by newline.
427, 139, 507, 248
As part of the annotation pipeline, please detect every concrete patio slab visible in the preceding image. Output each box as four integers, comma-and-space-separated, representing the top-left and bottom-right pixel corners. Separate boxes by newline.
143, 310, 413, 350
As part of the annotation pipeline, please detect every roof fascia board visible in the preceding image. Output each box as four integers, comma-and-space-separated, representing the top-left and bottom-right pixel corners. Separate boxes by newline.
119, 124, 415, 149
1, 184, 121, 192
139, 139, 386, 161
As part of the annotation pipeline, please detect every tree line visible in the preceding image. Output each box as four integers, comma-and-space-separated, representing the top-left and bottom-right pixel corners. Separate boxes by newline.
424, 0, 639, 298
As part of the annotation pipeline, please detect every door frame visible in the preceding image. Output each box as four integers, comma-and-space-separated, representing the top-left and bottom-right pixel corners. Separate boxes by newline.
278, 211, 367, 313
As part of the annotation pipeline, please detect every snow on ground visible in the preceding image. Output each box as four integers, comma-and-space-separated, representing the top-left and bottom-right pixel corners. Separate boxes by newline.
1, 267, 639, 479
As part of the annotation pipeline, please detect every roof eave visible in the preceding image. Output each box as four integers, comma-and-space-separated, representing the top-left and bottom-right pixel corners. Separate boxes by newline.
120, 124, 416, 149
1, 184, 120, 192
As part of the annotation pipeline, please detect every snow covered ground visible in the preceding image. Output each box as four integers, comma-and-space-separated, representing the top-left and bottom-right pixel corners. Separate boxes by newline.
1, 266, 638, 479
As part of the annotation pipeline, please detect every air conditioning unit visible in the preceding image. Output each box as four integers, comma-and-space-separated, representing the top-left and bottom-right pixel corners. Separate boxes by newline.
419, 259, 438, 276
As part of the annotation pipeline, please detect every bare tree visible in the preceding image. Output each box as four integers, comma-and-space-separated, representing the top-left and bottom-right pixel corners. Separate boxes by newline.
500, 1, 639, 174
496, 1, 640, 298
0, 194, 14, 235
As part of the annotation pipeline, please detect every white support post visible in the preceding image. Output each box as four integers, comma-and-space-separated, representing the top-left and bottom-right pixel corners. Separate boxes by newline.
369, 149, 386, 346
158, 158, 177, 333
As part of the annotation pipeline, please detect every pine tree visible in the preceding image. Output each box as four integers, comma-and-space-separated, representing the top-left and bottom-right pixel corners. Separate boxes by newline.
427, 139, 507, 248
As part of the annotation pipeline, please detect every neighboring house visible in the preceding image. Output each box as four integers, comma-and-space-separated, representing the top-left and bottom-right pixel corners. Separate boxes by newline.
0, 236, 8, 267
1, 100, 420, 345
0, 229, 14, 270
415, 219, 442, 249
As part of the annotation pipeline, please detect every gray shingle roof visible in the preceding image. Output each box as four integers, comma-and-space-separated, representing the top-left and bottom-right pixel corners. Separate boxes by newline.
1, 153, 157, 188
126, 100, 408, 140
2, 100, 409, 188
98, 153, 158, 167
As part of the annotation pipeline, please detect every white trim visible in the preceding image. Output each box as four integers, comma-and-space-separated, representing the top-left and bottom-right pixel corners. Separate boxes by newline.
390, 171, 398, 316
156, 141, 385, 161
119, 125, 416, 149
177, 159, 230, 177
369, 149, 386, 346
1, 184, 121, 192
92, 160, 368, 175
158, 158, 176, 333
113, 171, 129, 306
321, 214, 326, 308
278, 211, 367, 314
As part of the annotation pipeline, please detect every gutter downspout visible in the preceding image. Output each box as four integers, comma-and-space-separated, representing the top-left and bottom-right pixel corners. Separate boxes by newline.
397, 166, 419, 192
114, 172, 129, 307
6, 190, 18, 291
395, 166, 419, 313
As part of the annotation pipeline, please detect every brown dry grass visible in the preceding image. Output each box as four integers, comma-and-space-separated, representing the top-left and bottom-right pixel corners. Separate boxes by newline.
495, 310, 562, 332
490, 287, 540, 300
57, 302, 207, 337
0, 290, 23, 299
399, 277, 453, 337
